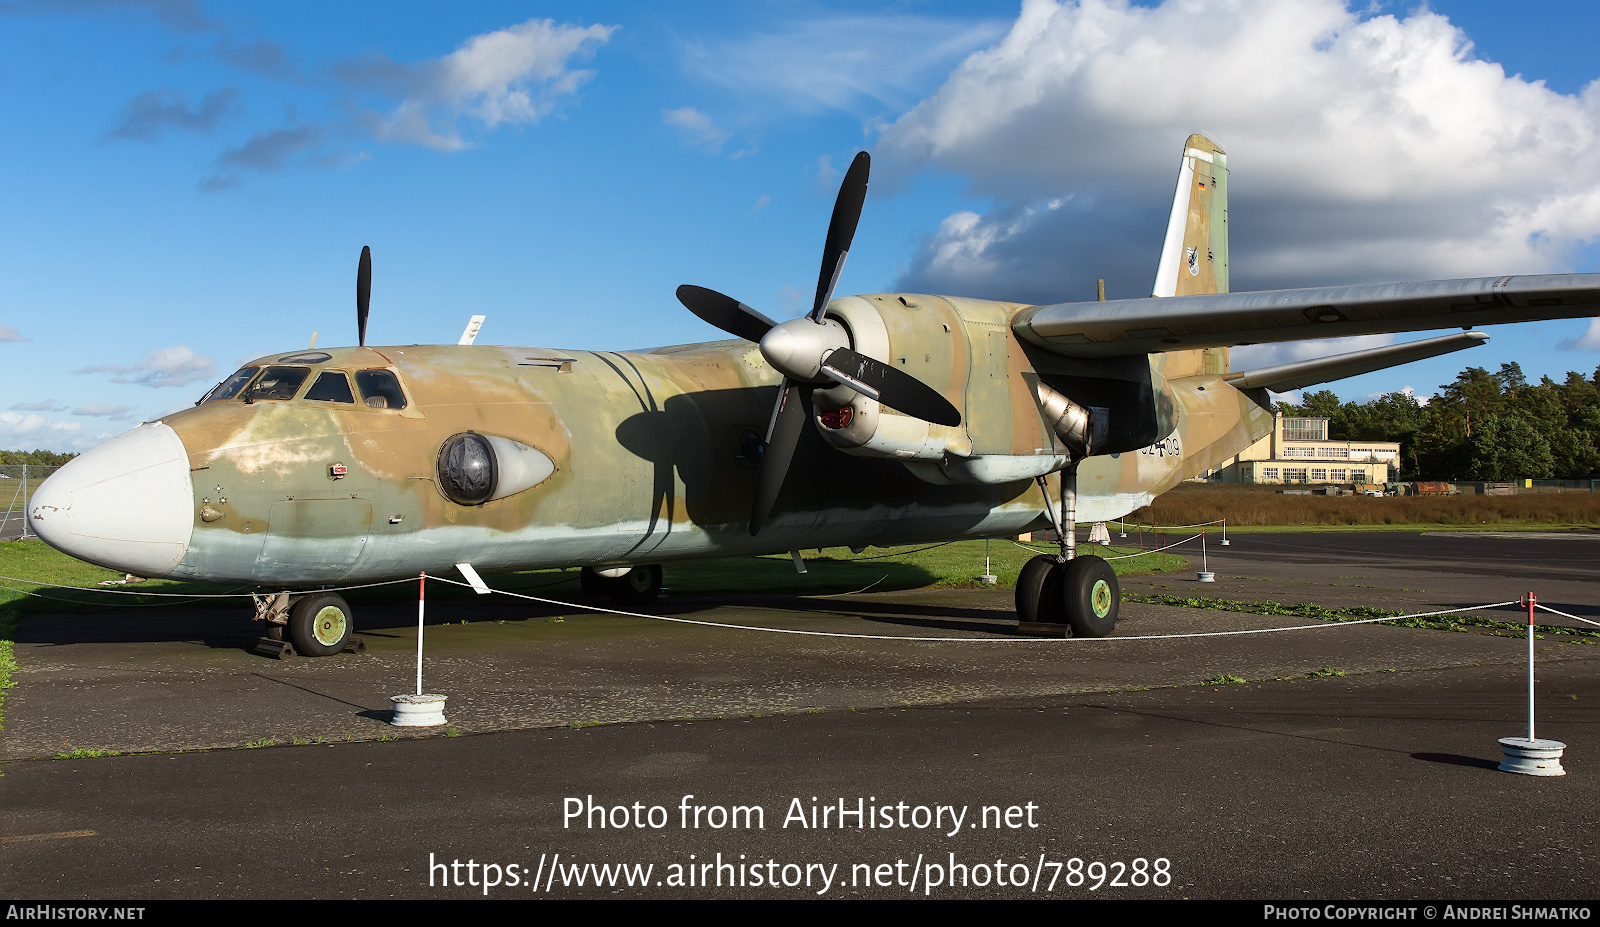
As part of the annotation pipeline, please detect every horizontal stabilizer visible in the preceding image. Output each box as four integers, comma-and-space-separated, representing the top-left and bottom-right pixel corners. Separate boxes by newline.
1223, 331, 1487, 393
1014, 274, 1600, 358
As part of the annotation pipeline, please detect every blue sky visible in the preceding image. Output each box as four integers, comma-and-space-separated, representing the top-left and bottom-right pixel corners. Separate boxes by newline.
4, 0, 1600, 450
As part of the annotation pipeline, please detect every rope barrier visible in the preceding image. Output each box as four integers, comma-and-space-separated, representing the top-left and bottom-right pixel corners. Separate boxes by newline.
1533, 603, 1600, 629
0, 553, 1568, 645
1103, 534, 1202, 561
429, 574, 1524, 644
1120, 518, 1227, 531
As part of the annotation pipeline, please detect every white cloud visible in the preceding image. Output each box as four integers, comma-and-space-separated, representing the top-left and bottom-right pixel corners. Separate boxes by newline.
351, 18, 617, 151
9, 399, 67, 412
0, 411, 105, 453
73, 403, 139, 420
0, 324, 27, 342
1559, 318, 1600, 350
883, 0, 1600, 305
682, 14, 1008, 115
1365, 384, 1430, 405
663, 107, 731, 152
77, 345, 218, 389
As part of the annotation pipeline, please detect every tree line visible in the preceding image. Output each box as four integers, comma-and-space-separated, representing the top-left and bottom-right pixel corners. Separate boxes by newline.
0, 449, 77, 467
1278, 363, 1600, 481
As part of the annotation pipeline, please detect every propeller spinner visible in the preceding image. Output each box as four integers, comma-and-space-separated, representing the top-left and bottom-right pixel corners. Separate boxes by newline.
675, 151, 961, 535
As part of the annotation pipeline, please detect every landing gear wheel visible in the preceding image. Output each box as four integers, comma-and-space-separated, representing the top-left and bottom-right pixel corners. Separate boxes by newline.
1015, 555, 1066, 625
610, 564, 662, 608
1062, 555, 1119, 638
579, 567, 606, 597
287, 592, 353, 657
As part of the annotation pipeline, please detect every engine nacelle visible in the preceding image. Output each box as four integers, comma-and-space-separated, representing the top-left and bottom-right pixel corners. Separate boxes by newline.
810, 295, 963, 462
809, 294, 1069, 486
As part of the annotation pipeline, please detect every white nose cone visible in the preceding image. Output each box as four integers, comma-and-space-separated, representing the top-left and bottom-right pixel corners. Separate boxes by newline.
29, 422, 194, 578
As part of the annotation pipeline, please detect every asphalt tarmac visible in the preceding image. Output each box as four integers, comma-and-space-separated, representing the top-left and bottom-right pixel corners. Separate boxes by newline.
2, 531, 1597, 900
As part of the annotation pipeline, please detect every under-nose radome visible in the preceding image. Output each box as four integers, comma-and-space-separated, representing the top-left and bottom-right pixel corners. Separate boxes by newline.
29, 422, 195, 578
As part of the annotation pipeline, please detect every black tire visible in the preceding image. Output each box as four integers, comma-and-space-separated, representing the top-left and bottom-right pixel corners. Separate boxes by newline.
609, 564, 662, 608
1061, 555, 1119, 638
287, 592, 353, 657
1015, 555, 1066, 625
264, 623, 285, 642
579, 567, 606, 597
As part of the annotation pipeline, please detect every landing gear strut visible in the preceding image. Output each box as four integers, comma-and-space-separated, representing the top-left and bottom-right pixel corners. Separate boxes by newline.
1015, 460, 1120, 637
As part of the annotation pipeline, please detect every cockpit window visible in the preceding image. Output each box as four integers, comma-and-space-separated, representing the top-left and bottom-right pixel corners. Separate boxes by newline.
200, 366, 260, 404
242, 366, 311, 402
305, 370, 355, 403
355, 369, 408, 410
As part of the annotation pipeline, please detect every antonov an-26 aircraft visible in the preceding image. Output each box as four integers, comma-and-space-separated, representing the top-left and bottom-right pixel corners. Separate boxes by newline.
28, 134, 1600, 656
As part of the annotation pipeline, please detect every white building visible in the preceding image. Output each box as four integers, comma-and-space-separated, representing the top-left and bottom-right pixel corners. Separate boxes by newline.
1211, 415, 1400, 485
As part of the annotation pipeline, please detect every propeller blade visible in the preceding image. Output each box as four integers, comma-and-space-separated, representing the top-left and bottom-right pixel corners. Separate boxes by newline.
810, 151, 870, 322
750, 380, 810, 535
356, 245, 372, 348
821, 347, 962, 426
676, 284, 778, 343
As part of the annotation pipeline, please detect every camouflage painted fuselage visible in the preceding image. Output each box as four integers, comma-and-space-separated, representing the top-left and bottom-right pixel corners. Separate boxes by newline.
160, 290, 1273, 587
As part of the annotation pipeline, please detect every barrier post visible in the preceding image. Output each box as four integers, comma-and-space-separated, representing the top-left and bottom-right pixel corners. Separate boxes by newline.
1497, 592, 1565, 775
1197, 530, 1215, 582
391, 569, 449, 726
416, 570, 426, 695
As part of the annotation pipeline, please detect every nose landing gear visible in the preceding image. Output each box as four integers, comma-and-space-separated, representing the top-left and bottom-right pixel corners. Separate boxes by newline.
252, 590, 366, 659
580, 564, 663, 608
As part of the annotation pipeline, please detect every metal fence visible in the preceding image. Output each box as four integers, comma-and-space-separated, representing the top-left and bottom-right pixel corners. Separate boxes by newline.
1519, 479, 1600, 494
1, 465, 61, 540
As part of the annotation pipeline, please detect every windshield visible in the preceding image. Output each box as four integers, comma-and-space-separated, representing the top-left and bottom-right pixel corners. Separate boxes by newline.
200, 366, 261, 404
242, 366, 311, 402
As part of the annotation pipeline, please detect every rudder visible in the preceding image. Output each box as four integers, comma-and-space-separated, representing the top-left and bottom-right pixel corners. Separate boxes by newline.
1151, 134, 1228, 298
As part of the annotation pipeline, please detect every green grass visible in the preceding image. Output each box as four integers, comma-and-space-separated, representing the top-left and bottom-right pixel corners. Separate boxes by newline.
54, 748, 120, 759
658, 540, 1187, 597
0, 640, 14, 731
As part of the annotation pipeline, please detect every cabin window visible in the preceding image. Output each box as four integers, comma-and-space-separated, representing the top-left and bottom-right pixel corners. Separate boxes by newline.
200, 366, 261, 403
242, 366, 312, 402
305, 371, 355, 404
355, 369, 408, 410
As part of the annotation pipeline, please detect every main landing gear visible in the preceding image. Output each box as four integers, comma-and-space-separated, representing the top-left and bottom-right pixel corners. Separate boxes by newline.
580, 564, 663, 608
1015, 461, 1121, 638
252, 590, 364, 659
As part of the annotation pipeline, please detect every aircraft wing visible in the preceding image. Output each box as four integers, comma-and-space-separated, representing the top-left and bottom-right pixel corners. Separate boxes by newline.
1222, 330, 1487, 394
1011, 273, 1600, 359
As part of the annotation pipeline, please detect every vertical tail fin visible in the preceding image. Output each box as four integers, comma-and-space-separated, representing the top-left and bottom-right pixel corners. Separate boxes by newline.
1152, 134, 1228, 298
